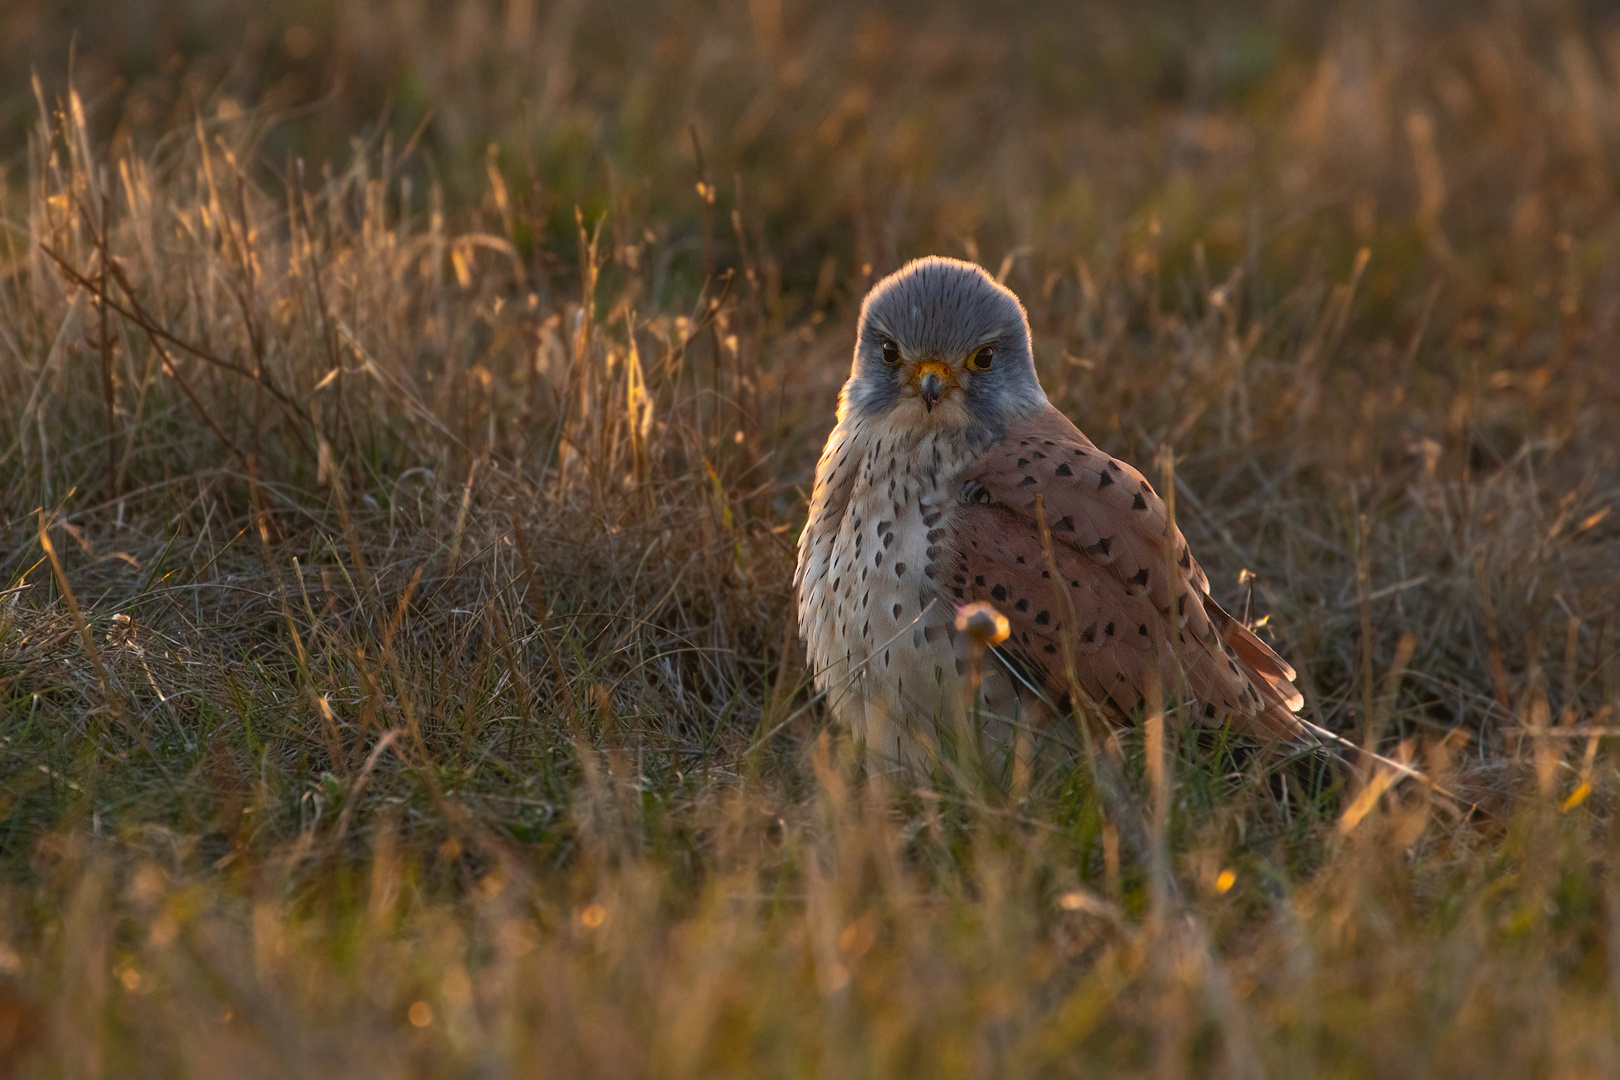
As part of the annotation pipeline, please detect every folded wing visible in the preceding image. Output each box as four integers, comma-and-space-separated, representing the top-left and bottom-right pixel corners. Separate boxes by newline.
945, 406, 1305, 740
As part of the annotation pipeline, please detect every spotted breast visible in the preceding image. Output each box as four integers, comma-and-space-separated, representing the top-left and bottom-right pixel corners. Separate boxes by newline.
794, 411, 1050, 767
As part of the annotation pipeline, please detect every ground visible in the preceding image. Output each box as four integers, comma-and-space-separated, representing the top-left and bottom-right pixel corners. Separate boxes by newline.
1, 1, 1619, 1076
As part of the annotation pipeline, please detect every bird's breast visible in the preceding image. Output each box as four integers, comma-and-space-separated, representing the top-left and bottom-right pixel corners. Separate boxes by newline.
798, 422, 1037, 748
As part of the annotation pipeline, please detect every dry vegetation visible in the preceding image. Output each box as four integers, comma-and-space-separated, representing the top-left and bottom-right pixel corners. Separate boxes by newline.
2, 0, 1619, 1075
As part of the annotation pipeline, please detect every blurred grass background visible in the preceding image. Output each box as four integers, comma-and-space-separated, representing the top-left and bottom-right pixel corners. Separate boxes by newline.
1, 0, 1619, 1075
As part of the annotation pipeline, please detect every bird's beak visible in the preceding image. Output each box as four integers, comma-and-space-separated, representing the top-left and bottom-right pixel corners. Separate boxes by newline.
913, 361, 953, 412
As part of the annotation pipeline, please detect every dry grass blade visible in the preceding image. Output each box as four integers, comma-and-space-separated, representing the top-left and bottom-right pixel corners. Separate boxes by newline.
34, 511, 118, 721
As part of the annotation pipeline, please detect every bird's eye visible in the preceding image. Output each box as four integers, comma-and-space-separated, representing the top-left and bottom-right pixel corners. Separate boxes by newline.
967, 344, 995, 371
880, 338, 901, 366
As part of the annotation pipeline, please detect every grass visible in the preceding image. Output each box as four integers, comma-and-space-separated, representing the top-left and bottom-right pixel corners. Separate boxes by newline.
1, 0, 1619, 1075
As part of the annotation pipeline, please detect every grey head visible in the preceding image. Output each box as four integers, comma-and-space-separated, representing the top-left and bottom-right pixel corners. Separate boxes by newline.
843, 256, 1047, 433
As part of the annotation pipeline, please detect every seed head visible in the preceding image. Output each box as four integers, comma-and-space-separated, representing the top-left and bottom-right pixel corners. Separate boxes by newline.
955, 601, 1010, 646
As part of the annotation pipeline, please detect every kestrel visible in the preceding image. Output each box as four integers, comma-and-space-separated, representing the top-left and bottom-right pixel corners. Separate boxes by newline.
795, 257, 1305, 767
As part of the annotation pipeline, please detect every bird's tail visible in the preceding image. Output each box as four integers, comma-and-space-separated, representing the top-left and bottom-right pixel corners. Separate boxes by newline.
1202, 594, 1306, 741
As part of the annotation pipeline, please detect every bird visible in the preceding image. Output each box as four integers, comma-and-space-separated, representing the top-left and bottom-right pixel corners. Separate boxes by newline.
794, 256, 1306, 768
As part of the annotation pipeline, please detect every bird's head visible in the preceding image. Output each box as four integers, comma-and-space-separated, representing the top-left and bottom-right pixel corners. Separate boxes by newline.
842, 257, 1046, 433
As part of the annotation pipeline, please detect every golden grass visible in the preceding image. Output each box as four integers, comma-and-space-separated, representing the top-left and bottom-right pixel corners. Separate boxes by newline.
1, 1, 1619, 1075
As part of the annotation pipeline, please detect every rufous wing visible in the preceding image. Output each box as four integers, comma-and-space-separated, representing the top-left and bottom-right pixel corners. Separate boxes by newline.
945, 406, 1306, 741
